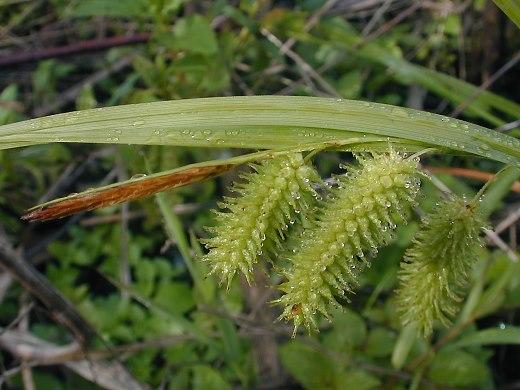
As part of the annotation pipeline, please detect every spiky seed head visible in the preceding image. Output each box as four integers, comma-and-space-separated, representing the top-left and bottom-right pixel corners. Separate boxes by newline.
276, 150, 421, 334
396, 196, 486, 337
201, 153, 321, 287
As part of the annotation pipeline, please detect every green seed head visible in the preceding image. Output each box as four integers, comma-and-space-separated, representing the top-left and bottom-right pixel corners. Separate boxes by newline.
396, 196, 486, 337
201, 153, 321, 287
276, 151, 421, 334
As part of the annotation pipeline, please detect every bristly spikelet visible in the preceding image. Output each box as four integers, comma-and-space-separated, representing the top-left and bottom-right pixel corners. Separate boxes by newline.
396, 197, 486, 337
202, 153, 321, 287
276, 151, 421, 334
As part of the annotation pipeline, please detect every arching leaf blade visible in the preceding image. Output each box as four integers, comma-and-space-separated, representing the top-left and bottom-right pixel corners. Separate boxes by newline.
0, 96, 518, 167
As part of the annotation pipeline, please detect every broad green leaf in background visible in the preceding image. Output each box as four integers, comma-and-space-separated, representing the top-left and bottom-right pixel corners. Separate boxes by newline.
334, 370, 380, 390
153, 282, 194, 315
364, 327, 396, 358
279, 339, 380, 390
1, 97, 518, 167
279, 340, 338, 390
428, 349, 490, 386
162, 15, 219, 55
325, 308, 367, 350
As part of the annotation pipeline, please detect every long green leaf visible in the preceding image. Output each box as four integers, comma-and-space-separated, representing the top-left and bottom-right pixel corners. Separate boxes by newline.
0, 97, 518, 167
452, 326, 520, 348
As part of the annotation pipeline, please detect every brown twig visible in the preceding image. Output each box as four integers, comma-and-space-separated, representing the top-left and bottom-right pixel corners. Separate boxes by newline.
0, 33, 150, 67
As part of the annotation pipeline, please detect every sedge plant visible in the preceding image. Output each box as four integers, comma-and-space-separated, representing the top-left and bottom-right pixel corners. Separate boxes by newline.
3, 96, 518, 337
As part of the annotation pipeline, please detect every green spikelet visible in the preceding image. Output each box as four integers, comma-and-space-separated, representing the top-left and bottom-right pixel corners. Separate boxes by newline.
396, 197, 486, 337
202, 153, 321, 286
276, 151, 421, 333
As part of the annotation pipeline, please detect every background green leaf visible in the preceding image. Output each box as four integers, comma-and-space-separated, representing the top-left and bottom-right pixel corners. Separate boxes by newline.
428, 349, 490, 386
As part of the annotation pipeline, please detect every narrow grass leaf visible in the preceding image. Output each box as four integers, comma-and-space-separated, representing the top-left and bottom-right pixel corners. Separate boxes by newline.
452, 326, 520, 348
1, 97, 518, 167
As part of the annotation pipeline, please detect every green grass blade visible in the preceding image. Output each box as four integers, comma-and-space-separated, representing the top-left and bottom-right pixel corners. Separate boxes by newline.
452, 327, 520, 348
493, 0, 520, 28
155, 192, 201, 287
0, 96, 518, 167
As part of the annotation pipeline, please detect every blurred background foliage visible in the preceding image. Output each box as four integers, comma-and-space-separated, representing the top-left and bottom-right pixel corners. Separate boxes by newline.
0, 0, 519, 389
